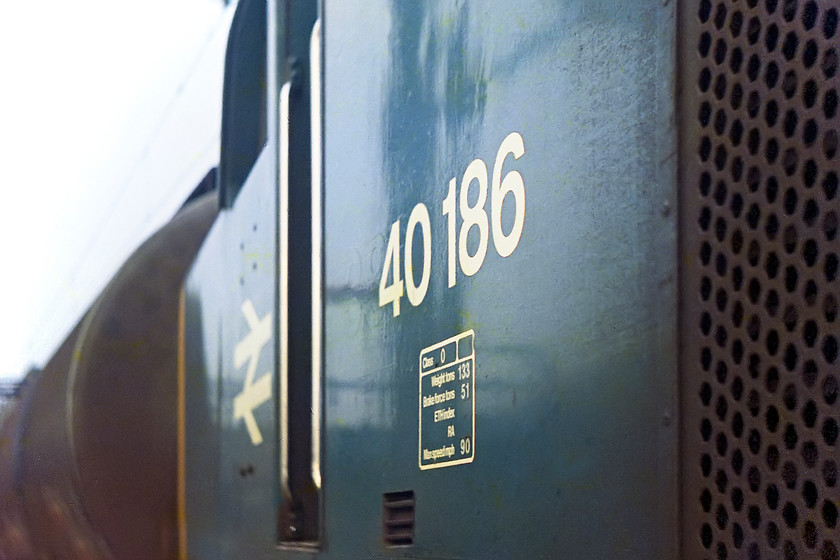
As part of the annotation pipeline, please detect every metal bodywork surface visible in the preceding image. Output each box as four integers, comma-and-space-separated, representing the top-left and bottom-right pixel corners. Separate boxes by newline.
320, 1, 677, 558
184, 0, 679, 558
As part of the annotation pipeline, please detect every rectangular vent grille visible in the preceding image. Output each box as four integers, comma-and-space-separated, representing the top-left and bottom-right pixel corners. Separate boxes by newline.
383, 490, 415, 547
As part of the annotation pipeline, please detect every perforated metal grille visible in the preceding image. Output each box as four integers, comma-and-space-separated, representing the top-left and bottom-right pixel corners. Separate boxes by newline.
680, 1, 840, 559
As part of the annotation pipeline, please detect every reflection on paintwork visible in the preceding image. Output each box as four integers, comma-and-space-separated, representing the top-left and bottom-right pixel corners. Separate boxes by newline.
324, 0, 676, 558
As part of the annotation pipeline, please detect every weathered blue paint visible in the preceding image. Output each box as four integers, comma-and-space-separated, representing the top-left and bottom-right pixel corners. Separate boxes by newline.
185, 0, 678, 557
184, 148, 279, 559
321, 1, 677, 558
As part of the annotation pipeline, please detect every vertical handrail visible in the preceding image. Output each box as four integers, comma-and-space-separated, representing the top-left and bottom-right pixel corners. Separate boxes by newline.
278, 80, 292, 500
309, 18, 323, 493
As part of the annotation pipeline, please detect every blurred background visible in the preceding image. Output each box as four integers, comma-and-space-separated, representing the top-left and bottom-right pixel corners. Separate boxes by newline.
0, 0, 232, 382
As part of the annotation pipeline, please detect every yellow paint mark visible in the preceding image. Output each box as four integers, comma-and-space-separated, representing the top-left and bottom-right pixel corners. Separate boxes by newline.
177, 289, 187, 560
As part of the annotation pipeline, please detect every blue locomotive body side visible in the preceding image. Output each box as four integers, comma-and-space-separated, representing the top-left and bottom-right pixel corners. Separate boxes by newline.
183, 1, 678, 558
3, 0, 838, 558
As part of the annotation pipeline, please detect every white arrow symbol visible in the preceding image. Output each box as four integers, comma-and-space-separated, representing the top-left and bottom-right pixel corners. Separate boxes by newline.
233, 299, 272, 446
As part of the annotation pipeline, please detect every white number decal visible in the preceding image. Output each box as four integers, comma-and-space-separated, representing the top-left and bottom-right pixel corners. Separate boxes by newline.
378, 220, 404, 317
444, 132, 526, 286
458, 362, 470, 379
378, 204, 432, 316
380, 132, 525, 317
405, 203, 432, 306
443, 178, 457, 288
491, 132, 526, 257
458, 159, 490, 277
459, 436, 471, 455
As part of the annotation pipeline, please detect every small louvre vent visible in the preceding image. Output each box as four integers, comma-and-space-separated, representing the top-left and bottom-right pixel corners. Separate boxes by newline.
383, 490, 415, 547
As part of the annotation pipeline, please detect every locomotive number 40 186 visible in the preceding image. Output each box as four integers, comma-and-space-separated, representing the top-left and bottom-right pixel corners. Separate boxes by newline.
378, 132, 526, 317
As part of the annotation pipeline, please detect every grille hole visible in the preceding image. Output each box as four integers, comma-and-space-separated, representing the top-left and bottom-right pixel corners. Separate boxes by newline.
823, 500, 838, 527
785, 228, 799, 254
748, 56, 762, 82
803, 43, 819, 73
824, 418, 838, 445
383, 491, 415, 547
803, 401, 818, 427
748, 505, 761, 530
824, 130, 838, 159
767, 521, 780, 547
824, 90, 838, 118
767, 176, 779, 203
730, 527, 743, 553
802, 441, 818, 467
782, 33, 798, 60
824, 376, 838, 404
702, 523, 713, 548
804, 521, 817, 548
733, 413, 745, 437
784, 111, 798, 138
804, 160, 818, 187
802, 1, 817, 29
766, 24, 780, 52
804, 79, 818, 106
784, 424, 798, 449
804, 360, 817, 387
826, 9, 839, 38
730, 47, 744, 72
699, 0, 712, 22
766, 100, 780, 126
783, 305, 797, 330
748, 17, 762, 44
715, 39, 728, 65
823, 336, 838, 363
803, 119, 818, 144
824, 172, 838, 199
714, 75, 727, 100
715, 109, 727, 134
700, 68, 713, 91
731, 194, 744, 218
804, 481, 819, 508
701, 172, 712, 196
715, 3, 728, 29
697, 33, 712, 56
703, 453, 713, 476
782, 461, 798, 488
783, 502, 798, 527
824, 460, 837, 486
731, 84, 744, 109
731, 11, 744, 37
782, 0, 797, 22
825, 295, 837, 321
823, 48, 838, 78
804, 240, 818, 267
701, 488, 713, 511
748, 466, 761, 492
784, 189, 798, 214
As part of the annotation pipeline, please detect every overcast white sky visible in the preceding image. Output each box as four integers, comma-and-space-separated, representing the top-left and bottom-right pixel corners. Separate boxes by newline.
0, 0, 231, 381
